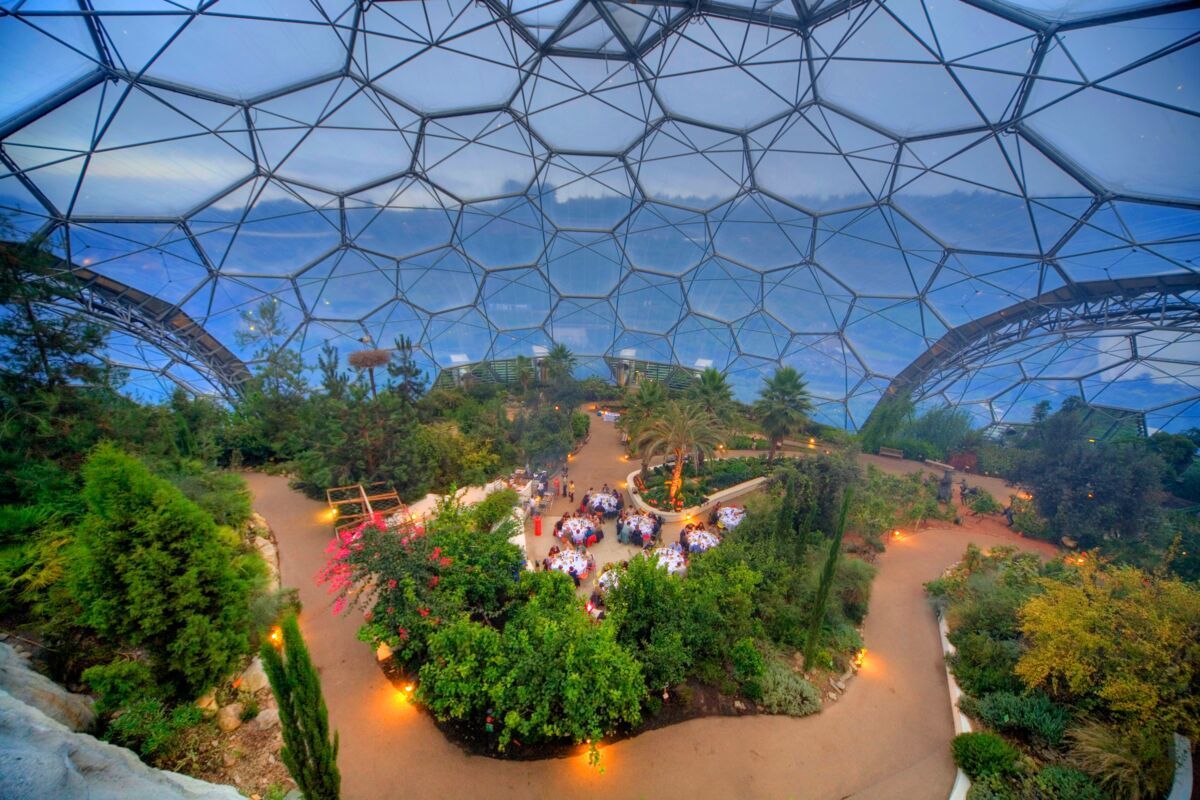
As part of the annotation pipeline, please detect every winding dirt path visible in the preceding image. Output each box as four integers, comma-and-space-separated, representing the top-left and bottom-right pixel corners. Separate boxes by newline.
245, 419, 1053, 800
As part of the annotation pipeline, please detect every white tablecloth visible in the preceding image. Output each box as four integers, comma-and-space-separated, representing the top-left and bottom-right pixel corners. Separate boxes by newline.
717, 507, 746, 529
561, 517, 594, 545
686, 529, 721, 552
624, 514, 656, 537
598, 568, 620, 592
590, 493, 620, 513
652, 547, 686, 575
549, 550, 591, 579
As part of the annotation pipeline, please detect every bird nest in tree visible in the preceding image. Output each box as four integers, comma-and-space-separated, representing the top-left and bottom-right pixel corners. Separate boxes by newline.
348, 348, 391, 369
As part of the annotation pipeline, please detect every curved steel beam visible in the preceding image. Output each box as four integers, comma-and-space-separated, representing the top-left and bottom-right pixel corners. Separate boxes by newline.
874, 272, 1200, 416
3, 242, 250, 398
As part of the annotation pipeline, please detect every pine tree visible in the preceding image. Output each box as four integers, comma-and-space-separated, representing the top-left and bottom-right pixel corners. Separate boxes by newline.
261, 615, 341, 800
803, 487, 853, 670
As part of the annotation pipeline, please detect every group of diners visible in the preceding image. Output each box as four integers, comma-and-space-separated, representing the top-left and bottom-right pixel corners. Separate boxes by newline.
553, 509, 607, 547
582, 483, 623, 517
615, 509, 665, 548
540, 543, 596, 587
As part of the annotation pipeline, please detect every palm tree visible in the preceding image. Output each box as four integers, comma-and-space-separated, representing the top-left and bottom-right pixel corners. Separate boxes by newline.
634, 400, 722, 505
620, 379, 667, 467
688, 368, 735, 470
753, 366, 813, 462
513, 354, 535, 398
543, 343, 576, 382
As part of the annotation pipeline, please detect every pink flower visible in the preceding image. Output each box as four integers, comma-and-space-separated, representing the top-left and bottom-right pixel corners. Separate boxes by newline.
439, 556, 453, 568
364, 610, 374, 622
332, 597, 346, 614
387, 579, 398, 589
428, 575, 440, 588
418, 607, 430, 617
397, 627, 409, 641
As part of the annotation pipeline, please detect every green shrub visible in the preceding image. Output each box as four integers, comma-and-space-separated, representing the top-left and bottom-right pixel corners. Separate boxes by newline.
757, 657, 820, 716
948, 633, 1024, 696
70, 445, 252, 698
171, 467, 252, 528
731, 637, 765, 679
472, 488, 519, 533
0, 504, 52, 545
570, 411, 590, 441
969, 490, 1003, 516
83, 658, 157, 715
104, 698, 203, 761
959, 691, 1069, 748
1034, 766, 1103, 800
727, 434, 754, 450
951, 732, 1020, 780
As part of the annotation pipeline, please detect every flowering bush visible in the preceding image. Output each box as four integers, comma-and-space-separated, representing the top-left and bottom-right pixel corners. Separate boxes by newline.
319, 500, 524, 668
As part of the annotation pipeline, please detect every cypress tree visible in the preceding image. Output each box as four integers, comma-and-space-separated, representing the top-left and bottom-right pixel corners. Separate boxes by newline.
803, 487, 852, 670
261, 615, 341, 800
775, 468, 798, 552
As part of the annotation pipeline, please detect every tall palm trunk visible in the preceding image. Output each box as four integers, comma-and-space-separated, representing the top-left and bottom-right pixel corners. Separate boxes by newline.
767, 438, 779, 463
670, 448, 684, 502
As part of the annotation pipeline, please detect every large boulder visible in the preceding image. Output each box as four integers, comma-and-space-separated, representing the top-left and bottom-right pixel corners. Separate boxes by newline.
0, 642, 95, 731
0, 689, 242, 800
240, 657, 269, 693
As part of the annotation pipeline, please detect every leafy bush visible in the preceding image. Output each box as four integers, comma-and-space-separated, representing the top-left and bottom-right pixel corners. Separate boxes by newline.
727, 434, 755, 450
170, 466, 252, 527
1033, 766, 1103, 800
570, 411, 590, 441
948, 633, 1024, 696
757, 656, 820, 716
951, 732, 1020, 779
881, 437, 943, 461
239, 693, 260, 721
71, 445, 252, 698
472, 488, 519, 533
731, 637, 765, 699
104, 698, 203, 761
1067, 721, 1174, 800
606, 555, 693, 692
0, 504, 52, 545
959, 691, 1069, 748
83, 658, 157, 715
969, 490, 1003, 516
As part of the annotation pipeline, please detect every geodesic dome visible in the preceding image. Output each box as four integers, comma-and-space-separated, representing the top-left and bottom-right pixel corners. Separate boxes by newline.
2, 0, 1199, 429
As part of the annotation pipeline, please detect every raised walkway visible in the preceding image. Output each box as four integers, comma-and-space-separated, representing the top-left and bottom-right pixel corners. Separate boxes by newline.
245, 418, 1054, 800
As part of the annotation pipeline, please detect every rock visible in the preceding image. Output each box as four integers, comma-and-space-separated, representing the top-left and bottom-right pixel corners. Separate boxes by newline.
826, 692, 838, 702
834, 679, 846, 691
375, 642, 393, 662
253, 538, 279, 590
284, 791, 303, 800
240, 658, 269, 694
221, 752, 237, 768
0, 643, 95, 732
251, 708, 279, 730
216, 704, 243, 733
248, 513, 271, 538
733, 700, 747, 712
195, 691, 217, 713
0, 688, 242, 800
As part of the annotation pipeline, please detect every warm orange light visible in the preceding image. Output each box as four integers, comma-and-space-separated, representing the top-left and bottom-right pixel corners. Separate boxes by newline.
619, 481, 627, 489
853, 648, 866, 669
555, 405, 561, 411
268, 626, 283, 648
319, 508, 339, 524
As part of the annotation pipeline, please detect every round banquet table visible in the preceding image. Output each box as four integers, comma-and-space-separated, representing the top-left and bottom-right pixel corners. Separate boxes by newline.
598, 568, 620, 593
686, 529, 721, 553
548, 550, 590, 580
590, 493, 620, 513
624, 514, 655, 537
560, 517, 594, 545
717, 506, 747, 530
652, 546, 687, 575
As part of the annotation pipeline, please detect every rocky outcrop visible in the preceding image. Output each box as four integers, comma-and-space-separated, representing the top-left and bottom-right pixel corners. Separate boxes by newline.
240, 656, 269, 693
0, 689, 242, 800
0, 641, 95, 731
